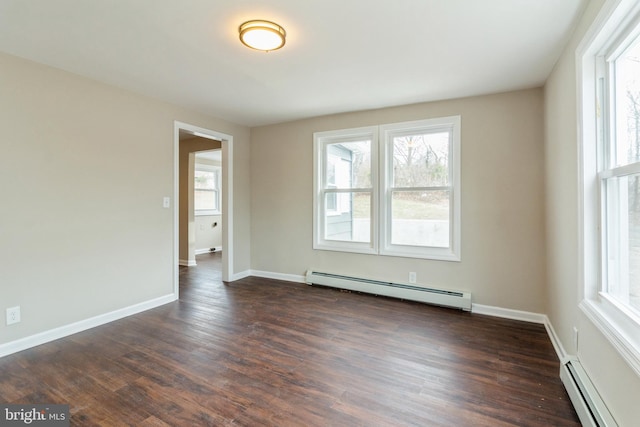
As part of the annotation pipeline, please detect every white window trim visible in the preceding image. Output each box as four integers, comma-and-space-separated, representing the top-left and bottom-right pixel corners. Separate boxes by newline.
313, 117, 461, 261
195, 163, 221, 216
577, 0, 640, 376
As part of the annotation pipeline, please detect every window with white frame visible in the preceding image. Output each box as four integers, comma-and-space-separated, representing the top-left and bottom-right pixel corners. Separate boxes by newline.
578, 0, 640, 372
601, 35, 640, 316
313, 116, 460, 261
314, 127, 376, 252
194, 166, 221, 216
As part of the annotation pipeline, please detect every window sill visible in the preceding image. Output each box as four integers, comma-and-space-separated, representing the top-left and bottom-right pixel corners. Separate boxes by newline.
195, 210, 221, 217
312, 243, 461, 262
380, 242, 460, 261
313, 241, 377, 255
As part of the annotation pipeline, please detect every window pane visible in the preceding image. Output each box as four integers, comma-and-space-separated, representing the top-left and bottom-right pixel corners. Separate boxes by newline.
195, 189, 216, 210
391, 190, 449, 247
324, 192, 370, 242
326, 141, 371, 189
195, 170, 216, 189
326, 192, 337, 211
392, 132, 449, 187
606, 174, 640, 314
613, 36, 640, 167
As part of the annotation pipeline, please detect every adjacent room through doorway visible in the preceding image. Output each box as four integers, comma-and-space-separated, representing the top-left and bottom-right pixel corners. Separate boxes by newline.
175, 122, 234, 294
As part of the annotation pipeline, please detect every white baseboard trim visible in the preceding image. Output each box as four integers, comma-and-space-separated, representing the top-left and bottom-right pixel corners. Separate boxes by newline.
226, 270, 305, 283
544, 315, 568, 362
229, 269, 251, 282
471, 303, 547, 324
179, 259, 197, 267
250, 270, 306, 283
0, 293, 176, 358
195, 247, 223, 255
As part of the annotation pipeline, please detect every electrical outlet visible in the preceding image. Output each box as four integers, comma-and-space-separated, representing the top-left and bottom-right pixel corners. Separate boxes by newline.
409, 272, 417, 284
573, 326, 579, 351
6, 306, 20, 326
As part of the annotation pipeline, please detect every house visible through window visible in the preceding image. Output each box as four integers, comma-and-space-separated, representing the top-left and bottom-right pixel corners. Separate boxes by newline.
324, 141, 372, 243
313, 116, 461, 261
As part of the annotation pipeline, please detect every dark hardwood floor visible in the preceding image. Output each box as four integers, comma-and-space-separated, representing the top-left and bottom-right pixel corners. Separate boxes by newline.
0, 252, 580, 426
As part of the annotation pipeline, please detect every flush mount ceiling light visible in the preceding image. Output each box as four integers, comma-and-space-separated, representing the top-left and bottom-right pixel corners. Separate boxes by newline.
239, 20, 286, 52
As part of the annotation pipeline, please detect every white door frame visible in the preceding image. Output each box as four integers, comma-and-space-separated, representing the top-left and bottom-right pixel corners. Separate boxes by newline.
173, 121, 233, 296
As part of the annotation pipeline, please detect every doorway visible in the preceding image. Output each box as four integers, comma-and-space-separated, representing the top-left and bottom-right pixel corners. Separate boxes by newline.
174, 121, 233, 297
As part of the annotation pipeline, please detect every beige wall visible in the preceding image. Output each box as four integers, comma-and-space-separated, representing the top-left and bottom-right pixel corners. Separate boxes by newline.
0, 52, 251, 345
251, 89, 547, 313
178, 137, 221, 263
544, 0, 640, 423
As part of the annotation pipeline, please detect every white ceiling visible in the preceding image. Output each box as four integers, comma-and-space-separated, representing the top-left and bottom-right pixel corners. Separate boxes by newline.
0, 0, 586, 127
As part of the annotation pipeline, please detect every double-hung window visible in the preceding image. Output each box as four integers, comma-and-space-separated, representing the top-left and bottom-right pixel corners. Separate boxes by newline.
579, 0, 640, 372
194, 166, 221, 216
314, 127, 377, 254
600, 35, 640, 316
313, 116, 460, 261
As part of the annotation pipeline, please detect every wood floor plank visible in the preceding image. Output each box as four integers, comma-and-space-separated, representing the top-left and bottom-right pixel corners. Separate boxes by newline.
0, 252, 580, 426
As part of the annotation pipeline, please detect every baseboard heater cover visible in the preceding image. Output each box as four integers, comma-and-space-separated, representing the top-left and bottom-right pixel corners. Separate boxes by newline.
305, 270, 471, 311
560, 358, 617, 427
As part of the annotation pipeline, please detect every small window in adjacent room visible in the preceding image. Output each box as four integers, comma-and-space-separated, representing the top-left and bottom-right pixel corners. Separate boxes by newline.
194, 167, 220, 215
578, 0, 640, 372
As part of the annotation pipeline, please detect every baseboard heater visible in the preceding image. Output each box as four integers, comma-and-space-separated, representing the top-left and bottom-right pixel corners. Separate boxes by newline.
560, 358, 617, 427
305, 270, 471, 311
